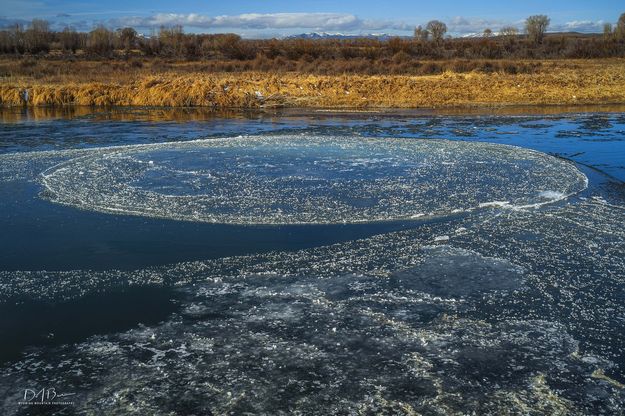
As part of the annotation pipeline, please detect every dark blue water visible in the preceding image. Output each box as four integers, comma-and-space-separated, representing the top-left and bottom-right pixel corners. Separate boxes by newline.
1, 107, 624, 415
0, 108, 621, 272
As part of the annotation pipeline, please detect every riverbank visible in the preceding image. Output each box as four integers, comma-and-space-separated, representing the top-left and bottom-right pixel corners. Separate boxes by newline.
1, 59, 624, 108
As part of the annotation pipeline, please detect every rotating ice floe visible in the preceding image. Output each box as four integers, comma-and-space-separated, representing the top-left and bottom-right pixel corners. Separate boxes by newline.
39, 135, 588, 224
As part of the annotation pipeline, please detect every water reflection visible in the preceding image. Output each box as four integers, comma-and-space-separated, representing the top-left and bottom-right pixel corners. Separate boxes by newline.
3, 104, 625, 124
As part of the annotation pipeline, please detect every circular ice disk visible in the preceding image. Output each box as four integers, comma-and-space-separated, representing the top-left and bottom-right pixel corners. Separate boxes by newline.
40, 136, 587, 224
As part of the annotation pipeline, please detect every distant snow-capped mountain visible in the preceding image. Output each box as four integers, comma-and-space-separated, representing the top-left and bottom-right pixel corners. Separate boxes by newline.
285, 32, 401, 40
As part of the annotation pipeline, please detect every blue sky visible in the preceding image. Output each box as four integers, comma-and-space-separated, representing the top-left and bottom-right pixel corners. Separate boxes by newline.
1, 0, 623, 37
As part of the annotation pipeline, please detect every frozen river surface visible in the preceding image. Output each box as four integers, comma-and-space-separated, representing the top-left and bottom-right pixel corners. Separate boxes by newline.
0, 108, 624, 414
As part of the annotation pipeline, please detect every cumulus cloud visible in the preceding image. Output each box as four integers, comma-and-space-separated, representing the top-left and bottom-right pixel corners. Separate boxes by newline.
110, 12, 410, 32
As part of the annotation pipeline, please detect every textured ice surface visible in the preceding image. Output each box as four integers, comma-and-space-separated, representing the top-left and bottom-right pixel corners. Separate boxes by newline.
1, 271, 623, 415
390, 246, 524, 297
3, 196, 625, 414
39, 135, 587, 224
1, 132, 624, 414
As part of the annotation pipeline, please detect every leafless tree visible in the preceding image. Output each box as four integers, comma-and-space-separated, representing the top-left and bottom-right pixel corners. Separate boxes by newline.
617, 13, 625, 40
426, 20, 447, 42
500, 26, 519, 37
117, 27, 137, 51
603, 23, 613, 39
414, 25, 429, 41
525, 15, 550, 44
159, 25, 186, 56
88, 25, 115, 55
24, 19, 50, 53
5, 23, 24, 53
59, 27, 81, 52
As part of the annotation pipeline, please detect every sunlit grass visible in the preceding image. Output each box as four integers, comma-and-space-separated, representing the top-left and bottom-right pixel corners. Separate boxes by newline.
1, 59, 624, 108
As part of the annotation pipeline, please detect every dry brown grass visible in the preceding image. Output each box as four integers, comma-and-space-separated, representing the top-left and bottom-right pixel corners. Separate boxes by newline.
1, 59, 624, 108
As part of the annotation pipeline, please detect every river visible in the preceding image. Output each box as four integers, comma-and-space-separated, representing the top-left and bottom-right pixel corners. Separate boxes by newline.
1, 106, 624, 414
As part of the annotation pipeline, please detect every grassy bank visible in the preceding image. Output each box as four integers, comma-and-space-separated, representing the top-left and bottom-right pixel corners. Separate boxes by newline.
1, 59, 624, 108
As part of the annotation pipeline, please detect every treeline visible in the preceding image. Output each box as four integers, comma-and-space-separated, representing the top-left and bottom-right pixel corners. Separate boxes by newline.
1, 13, 624, 62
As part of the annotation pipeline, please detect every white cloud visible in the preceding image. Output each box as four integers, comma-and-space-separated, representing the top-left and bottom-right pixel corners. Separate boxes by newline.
1, 10, 610, 37
110, 12, 410, 32
552, 20, 606, 33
